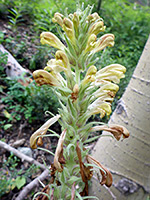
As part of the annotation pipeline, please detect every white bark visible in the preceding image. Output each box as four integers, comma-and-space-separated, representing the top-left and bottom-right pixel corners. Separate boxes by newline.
90, 35, 150, 199
0, 44, 31, 79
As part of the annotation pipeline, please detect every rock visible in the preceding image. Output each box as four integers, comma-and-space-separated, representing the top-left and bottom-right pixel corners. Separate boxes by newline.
18, 147, 33, 158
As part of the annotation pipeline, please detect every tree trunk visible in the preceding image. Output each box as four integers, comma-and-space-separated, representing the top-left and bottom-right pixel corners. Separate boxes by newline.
0, 44, 32, 86
90, 35, 150, 199
97, 0, 102, 11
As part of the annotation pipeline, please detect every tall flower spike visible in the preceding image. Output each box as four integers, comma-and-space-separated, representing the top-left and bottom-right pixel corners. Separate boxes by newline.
40, 32, 66, 50
30, 115, 60, 149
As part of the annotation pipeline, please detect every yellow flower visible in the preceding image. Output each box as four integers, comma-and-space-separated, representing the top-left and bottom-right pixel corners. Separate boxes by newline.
88, 101, 112, 118
84, 34, 97, 53
93, 82, 119, 99
91, 34, 115, 53
96, 64, 126, 84
33, 70, 61, 86
62, 18, 75, 44
40, 32, 66, 50
88, 21, 105, 36
86, 65, 97, 76
52, 12, 64, 26
55, 50, 70, 69
87, 12, 101, 23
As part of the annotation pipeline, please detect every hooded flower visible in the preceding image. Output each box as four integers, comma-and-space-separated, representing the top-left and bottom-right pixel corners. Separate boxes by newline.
62, 17, 75, 44
96, 64, 126, 84
88, 101, 112, 118
33, 69, 61, 87
52, 12, 64, 27
91, 34, 115, 53
40, 32, 66, 50
30, 115, 60, 149
88, 20, 105, 36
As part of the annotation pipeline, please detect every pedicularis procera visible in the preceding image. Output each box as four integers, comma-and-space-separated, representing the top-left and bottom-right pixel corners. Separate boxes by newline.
30, 5, 129, 200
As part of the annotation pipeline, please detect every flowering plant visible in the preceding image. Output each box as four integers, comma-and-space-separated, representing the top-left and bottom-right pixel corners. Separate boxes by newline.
30, 5, 129, 200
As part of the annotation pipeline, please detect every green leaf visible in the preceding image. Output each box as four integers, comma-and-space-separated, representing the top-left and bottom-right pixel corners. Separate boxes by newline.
15, 176, 26, 189
68, 176, 81, 185
4, 124, 12, 130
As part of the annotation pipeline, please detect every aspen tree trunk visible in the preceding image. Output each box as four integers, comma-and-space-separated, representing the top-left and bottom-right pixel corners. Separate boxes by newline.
90, 35, 150, 199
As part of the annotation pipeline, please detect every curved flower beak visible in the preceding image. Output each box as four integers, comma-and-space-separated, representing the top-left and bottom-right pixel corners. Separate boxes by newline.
40, 32, 66, 50
90, 124, 129, 140
30, 115, 60, 149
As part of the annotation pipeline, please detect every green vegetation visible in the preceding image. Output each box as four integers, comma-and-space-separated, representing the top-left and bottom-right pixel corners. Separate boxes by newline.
0, 153, 38, 197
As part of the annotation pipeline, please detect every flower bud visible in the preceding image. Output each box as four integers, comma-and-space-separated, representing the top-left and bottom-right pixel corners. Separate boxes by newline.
71, 84, 79, 102
63, 17, 73, 29
73, 83, 79, 95
55, 50, 70, 68
86, 65, 97, 76
72, 12, 79, 37
40, 32, 65, 50
52, 12, 64, 26
62, 18, 75, 44
87, 12, 100, 23
85, 34, 97, 52
89, 21, 105, 36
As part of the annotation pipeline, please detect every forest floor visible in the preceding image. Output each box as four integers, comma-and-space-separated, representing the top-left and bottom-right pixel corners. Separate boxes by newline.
0, 18, 61, 200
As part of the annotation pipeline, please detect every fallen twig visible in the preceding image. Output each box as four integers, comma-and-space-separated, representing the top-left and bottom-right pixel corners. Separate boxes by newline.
0, 140, 46, 170
16, 168, 50, 200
